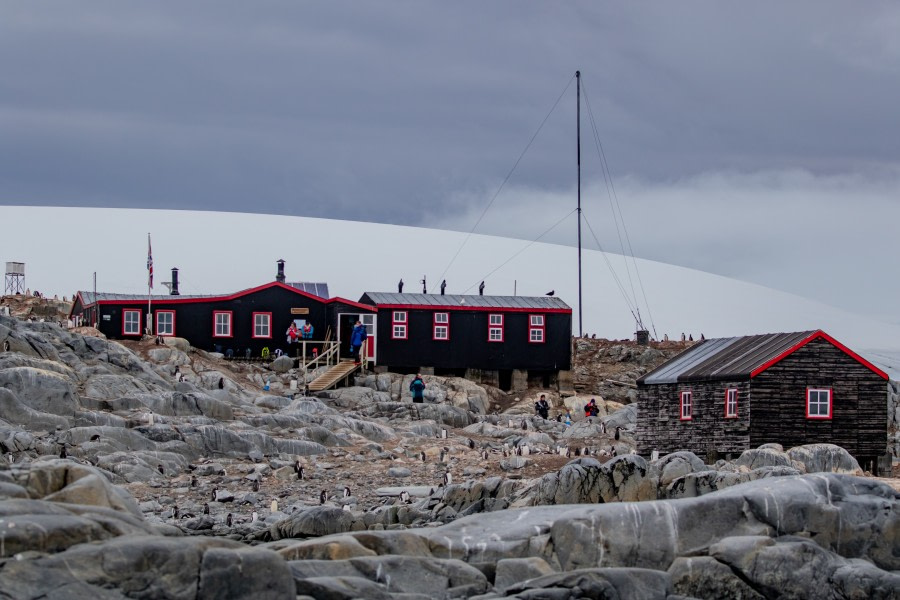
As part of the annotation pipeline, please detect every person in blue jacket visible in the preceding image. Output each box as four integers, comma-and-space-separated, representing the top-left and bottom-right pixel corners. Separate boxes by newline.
410, 374, 426, 403
350, 320, 367, 362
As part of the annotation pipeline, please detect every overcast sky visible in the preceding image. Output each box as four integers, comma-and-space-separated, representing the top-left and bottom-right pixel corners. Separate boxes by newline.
2, 2, 899, 323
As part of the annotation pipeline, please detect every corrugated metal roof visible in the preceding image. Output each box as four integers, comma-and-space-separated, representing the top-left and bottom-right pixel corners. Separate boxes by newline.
287, 282, 329, 298
361, 292, 571, 310
78, 292, 223, 304
638, 331, 817, 384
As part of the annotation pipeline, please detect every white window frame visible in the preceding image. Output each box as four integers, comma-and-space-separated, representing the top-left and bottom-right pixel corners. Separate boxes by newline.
433, 312, 449, 341
725, 388, 738, 418
252, 312, 272, 339
391, 311, 408, 340
123, 309, 141, 336
488, 313, 504, 342
807, 388, 832, 419
680, 390, 693, 421
156, 310, 175, 337
213, 311, 232, 338
528, 313, 545, 344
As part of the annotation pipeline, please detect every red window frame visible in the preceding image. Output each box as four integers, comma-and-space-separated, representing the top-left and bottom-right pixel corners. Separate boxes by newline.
488, 313, 504, 342
528, 314, 545, 344
122, 309, 141, 336
155, 310, 176, 337
212, 311, 233, 338
724, 388, 738, 418
680, 390, 693, 421
252, 312, 272, 339
433, 312, 449, 341
806, 388, 833, 419
391, 310, 408, 340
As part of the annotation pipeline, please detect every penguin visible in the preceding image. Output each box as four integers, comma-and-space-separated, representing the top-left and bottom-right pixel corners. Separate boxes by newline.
574, 447, 581, 457
502, 448, 509, 458
296, 466, 304, 481
5, 453, 12, 464
90, 434, 100, 441
226, 513, 233, 527
3, 340, 9, 352
565, 447, 572, 458
614, 427, 621, 441
343, 486, 351, 498
342, 504, 351, 512
59, 445, 67, 459
481, 449, 488, 461
442, 472, 452, 486
203, 503, 210, 515
251, 511, 258, 523
157, 464, 165, 476
515, 445, 522, 456
270, 499, 278, 513
319, 490, 327, 505
600, 422, 607, 434
399, 490, 411, 504
420, 451, 426, 463
252, 479, 260, 492
173, 505, 179, 519
439, 450, 446, 463
507, 419, 514, 428
467, 438, 475, 450
521, 444, 530, 457
611, 446, 617, 457
521, 420, 527, 431
218, 377, 225, 389
191, 476, 198, 488
441, 429, 448, 439
212, 487, 219, 501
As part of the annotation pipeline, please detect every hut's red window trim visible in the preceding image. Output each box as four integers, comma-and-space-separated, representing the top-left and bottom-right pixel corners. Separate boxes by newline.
252, 312, 272, 339
528, 314, 545, 344
806, 388, 832, 419
122, 309, 141, 336
156, 310, 175, 337
392, 311, 407, 340
725, 388, 738, 418
680, 390, 693, 421
213, 311, 233, 338
433, 312, 449, 341
488, 313, 504, 342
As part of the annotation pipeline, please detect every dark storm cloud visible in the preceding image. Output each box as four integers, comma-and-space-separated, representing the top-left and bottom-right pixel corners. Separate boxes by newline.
3, 1, 898, 221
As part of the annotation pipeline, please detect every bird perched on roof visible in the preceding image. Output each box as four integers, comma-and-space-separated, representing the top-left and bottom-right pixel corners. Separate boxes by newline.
546, 290, 555, 296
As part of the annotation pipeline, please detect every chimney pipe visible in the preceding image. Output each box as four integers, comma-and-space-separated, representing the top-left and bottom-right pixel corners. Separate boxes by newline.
170, 268, 180, 295
440, 280, 446, 296
276, 259, 285, 284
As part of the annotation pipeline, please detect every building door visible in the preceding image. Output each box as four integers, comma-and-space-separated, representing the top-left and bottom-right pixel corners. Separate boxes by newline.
338, 313, 377, 364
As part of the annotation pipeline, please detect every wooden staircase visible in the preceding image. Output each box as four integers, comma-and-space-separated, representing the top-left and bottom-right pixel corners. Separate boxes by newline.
307, 359, 361, 392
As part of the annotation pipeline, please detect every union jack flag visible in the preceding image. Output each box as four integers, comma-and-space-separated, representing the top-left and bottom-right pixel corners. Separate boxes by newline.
147, 234, 154, 289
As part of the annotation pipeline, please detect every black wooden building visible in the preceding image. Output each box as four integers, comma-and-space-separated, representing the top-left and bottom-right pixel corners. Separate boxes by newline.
358, 292, 572, 389
635, 330, 889, 472
70, 264, 375, 358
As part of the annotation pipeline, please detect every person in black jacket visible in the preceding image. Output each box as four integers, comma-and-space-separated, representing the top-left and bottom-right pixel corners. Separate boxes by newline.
534, 394, 550, 419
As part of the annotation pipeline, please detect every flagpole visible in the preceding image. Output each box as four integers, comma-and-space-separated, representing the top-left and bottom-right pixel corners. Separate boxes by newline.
147, 233, 153, 337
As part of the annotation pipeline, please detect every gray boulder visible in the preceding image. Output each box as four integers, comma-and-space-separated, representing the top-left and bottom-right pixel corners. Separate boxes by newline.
786, 443, 862, 475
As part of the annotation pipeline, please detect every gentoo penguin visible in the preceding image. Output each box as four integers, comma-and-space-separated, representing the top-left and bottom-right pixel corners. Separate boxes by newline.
343, 486, 351, 498
157, 464, 165, 475
252, 479, 260, 492
191, 476, 198, 488
203, 503, 210, 515
319, 490, 327, 505
507, 419, 514, 428
270, 499, 278, 513
611, 446, 617, 457
467, 439, 475, 450
296, 464, 304, 480
521, 420, 527, 431
442, 472, 452, 486
59, 445, 67, 459
399, 490, 411, 504
481, 449, 489, 461
173, 505, 179, 519
441, 429, 447, 439
565, 447, 572, 458
251, 511, 258, 523
211, 487, 219, 501
515, 445, 522, 456
342, 504, 351, 512
226, 513, 233, 527
90, 434, 100, 441
439, 450, 446, 463
218, 377, 225, 389
502, 448, 509, 458
3, 340, 9, 352
522, 444, 530, 457
614, 427, 621, 441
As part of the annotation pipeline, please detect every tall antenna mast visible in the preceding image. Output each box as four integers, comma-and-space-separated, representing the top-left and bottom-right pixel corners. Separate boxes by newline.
576, 70, 583, 337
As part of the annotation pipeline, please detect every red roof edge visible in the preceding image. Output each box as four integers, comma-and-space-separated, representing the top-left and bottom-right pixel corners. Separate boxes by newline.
324, 296, 376, 311
750, 330, 888, 381
369, 302, 572, 314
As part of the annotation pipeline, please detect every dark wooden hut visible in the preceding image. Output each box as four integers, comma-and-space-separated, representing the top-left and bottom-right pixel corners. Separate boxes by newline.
358, 292, 572, 390
636, 330, 889, 473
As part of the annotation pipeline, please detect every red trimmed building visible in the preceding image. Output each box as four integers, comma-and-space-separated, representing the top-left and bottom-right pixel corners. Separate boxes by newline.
358, 292, 572, 390
636, 330, 889, 473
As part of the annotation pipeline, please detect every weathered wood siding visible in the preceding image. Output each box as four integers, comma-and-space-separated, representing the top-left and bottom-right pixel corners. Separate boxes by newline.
750, 338, 887, 460
636, 380, 751, 458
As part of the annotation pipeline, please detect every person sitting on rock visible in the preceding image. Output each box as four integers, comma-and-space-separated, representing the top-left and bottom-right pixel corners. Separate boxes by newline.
534, 394, 550, 419
584, 398, 600, 417
409, 374, 426, 404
